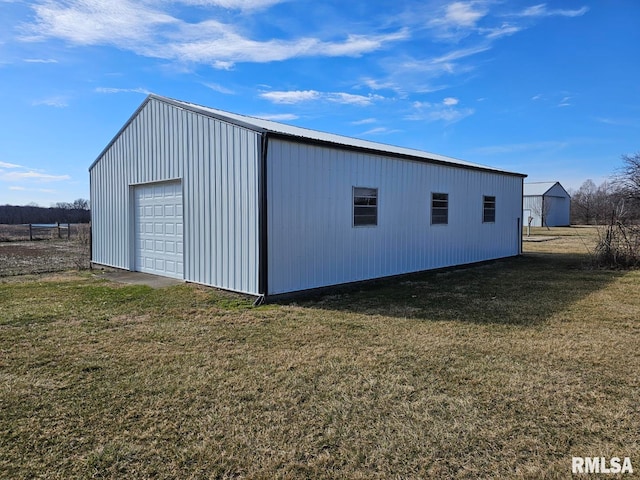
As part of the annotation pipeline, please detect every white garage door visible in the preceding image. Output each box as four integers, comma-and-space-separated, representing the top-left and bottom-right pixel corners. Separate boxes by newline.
134, 181, 184, 279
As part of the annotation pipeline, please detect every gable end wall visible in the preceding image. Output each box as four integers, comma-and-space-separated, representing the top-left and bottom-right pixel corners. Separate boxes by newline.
90, 98, 261, 295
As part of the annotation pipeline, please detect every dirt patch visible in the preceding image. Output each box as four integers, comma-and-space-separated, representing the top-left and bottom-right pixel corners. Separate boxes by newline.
0, 240, 90, 276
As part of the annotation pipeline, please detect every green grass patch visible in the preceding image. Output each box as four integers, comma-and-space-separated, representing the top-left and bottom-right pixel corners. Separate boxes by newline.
1, 229, 639, 478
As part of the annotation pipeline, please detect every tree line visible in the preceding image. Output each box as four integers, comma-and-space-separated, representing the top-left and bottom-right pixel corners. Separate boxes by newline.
570, 153, 640, 225
0, 199, 90, 224
570, 153, 640, 268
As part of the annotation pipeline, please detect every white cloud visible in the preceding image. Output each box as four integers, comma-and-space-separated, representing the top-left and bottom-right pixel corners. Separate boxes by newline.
203, 82, 235, 94
23, 58, 58, 63
95, 87, 152, 95
32, 96, 69, 107
174, 0, 286, 10
527, 4, 589, 18
483, 23, 521, 39
558, 96, 571, 107
327, 92, 383, 107
351, 118, 377, 125
1, 171, 71, 182
429, 1, 488, 40
254, 113, 298, 121
397, 44, 491, 82
260, 90, 321, 104
22, 1, 408, 68
169, 26, 408, 68
517, 4, 589, 18
360, 78, 398, 92
407, 98, 473, 124
0, 161, 24, 169
361, 127, 399, 136
443, 2, 487, 27
433, 44, 492, 64
212, 60, 235, 70
1, 161, 71, 185
24, 0, 177, 47
592, 117, 640, 128
260, 90, 384, 107
319, 30, 409, 57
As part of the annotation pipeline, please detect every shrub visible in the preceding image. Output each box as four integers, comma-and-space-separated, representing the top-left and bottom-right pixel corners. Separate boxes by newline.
594, 220, 640, 268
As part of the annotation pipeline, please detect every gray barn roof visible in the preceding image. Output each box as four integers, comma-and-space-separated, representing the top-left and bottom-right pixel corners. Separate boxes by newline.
524, 181, 570, 197
91, 94, 527, 178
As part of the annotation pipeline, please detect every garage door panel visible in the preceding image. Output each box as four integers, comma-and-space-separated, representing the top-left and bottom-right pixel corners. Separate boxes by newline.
134, 181, 184, 279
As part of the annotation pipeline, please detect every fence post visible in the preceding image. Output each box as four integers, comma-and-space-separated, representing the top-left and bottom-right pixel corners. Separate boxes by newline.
68, 223, 71, 240
29, 224, 33, 241
57, 222, 61, 239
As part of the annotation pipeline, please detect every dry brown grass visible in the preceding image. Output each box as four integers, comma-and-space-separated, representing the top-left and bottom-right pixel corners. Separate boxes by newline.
1, 228, 638, 479
523, 226, 600, 256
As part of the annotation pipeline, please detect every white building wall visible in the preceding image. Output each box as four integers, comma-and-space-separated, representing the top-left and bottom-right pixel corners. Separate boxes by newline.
267, 139, 523, 295
90, 98, 261, 295
523, 192, 570, 227
545, 196, 570, 226
523, 196, 543, 227
545, 183, 570, 226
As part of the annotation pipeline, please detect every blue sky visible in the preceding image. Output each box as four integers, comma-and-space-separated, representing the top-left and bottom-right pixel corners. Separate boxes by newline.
1, 0, 638, 206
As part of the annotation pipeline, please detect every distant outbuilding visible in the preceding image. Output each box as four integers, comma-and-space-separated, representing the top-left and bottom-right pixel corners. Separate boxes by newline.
90, 94, 527, 299
523, 182, 571, 227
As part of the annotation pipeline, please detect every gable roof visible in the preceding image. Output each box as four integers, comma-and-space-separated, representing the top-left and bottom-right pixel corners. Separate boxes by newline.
524, 181, 570, 197
91, 94, 527, 178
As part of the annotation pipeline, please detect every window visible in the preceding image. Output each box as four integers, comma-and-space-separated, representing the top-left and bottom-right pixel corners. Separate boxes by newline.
353, 187, 378, 226
483, 195, 496, 223
431, 193, 448, 225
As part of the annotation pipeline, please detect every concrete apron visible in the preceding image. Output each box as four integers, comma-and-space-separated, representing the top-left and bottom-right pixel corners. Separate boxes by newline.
94, 269, 184, 289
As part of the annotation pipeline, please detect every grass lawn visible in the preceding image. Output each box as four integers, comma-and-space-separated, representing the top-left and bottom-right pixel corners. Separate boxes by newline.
1, 227, 639, 478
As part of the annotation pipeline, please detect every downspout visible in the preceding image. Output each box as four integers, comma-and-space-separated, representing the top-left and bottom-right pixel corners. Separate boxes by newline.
256, 132, 269, 304
88, 169, 94, 269
520, 177, 525, 255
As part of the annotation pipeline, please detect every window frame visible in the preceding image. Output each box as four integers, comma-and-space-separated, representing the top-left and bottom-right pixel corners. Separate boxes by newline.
353, 186, 378, 227
431, 192, 449, 225
483, 195, 496, 223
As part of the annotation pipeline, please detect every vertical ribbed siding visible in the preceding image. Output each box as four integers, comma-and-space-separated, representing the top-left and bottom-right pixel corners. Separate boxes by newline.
90, 98, 260, 295
267, 139, 523, 295
523, 196, 543, 226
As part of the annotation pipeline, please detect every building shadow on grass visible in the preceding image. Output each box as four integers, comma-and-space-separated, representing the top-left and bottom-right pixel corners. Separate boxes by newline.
291, 253, 625, 326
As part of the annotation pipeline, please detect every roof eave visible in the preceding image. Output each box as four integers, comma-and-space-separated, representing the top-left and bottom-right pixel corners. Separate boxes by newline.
265, 131, 527, 178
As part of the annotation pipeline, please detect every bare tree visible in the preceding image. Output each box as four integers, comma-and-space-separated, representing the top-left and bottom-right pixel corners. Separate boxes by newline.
571, 180, 620, 225
571, 179, 597, 224
73, 198, 90, 210
530, 196, 551, 230
613, 153, 640, 219
594, 153, 640, 268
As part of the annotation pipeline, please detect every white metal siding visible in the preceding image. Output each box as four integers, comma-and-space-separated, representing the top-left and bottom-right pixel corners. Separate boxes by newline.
90, 98, 260, 295
523, 196, 543, 227
523, 194, 569, 227
267, 139, 522, 295
546, 196, 569, 226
